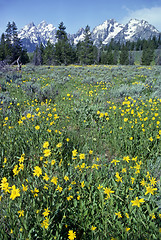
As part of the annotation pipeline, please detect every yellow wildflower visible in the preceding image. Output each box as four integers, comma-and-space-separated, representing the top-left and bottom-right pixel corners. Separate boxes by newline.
68, 230, 76, 240
145, 185, 157, 195
51, 176, 58, 185
115, 212, 122, 218
91, 226, 97, 231
43, 141, 49, 148
18, 210, 24, 217
10, 185, 20, 200
131, 197, 145, 207
42, 208, 50, 217
43, 149, 51, 157
33, 166, 42, 177
103, 187, 114, 199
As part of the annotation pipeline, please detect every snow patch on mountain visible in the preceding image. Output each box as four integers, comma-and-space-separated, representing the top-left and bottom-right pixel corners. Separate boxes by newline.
115, 19, 160, 43
92, 19, 124, 45
18, 19, 160, 52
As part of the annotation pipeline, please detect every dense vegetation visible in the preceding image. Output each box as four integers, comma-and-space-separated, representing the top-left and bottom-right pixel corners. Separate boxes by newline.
1, 21, 161, 66
0, 22, 29, 64
0, 64, 161, 239
33, 22, 161, 66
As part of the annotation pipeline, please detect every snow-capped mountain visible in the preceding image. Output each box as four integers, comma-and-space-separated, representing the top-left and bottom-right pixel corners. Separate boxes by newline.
69, 28, 85, 45
92, 19, 124, 45
18, 19, 160, 52
114, 19, 160, 43
18, 20, 57, 52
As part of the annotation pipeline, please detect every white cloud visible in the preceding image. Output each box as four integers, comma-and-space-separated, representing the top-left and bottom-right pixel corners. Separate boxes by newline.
121, 6, 161, 31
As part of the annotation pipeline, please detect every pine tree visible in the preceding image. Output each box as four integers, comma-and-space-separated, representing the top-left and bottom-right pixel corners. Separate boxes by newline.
77, 25, 94, 65
2, 21, 29, 64
55, 22, 74, 65
119, 44, 129, 65
43, 41, 54, 65
0, 33, 6, 60
5, 22, 13, 60
129, 51, 135, 65
33, 45, 43, 65
113, 49, 119, 65
11, 22, 22, 62
141, 45, 154, 65
56, 22, 68, 41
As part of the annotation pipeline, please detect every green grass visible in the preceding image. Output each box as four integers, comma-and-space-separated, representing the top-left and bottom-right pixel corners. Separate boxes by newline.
0, 64, 161, 239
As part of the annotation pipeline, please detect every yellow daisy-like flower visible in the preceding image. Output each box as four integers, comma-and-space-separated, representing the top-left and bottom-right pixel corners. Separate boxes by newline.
10, 185, 20, 200
103, 187, 114, 199
43, 141, 49, 148
123, 156, 130, 163
125, 227, 130, 232
31, 188, 39, 197
56, 185, 63, 192
43, 149, 51, 157
22, 184, 28, 191
72, 149, 78, 157
35, 125, 40, 130
81, 181, 85, 188
33, 166, 42, 177
42, 208, 50, 217
125, 213, 129, 219
64, 176, 69, 181
56, 142, 62, 148
51, 176, 58, 185
68, 230, 76, 240
91, 226, 97, 231
150, 213, 156, 219
18, 210, 24, 217
79, 153, 85, 160
115, 172, 122, 182
149, 177, 157, 186
41, 217, 49, 229
51, 159, 56, 165
149, 137, 153, 142
145, 185, 157, 195
140, 178, 146, 186
97, 184, 103, 190
115, 212, 122, 218
26, 113, 31, 119
67, 195, 73, 201
131, 197, 145, 207
43, 173, 49, 181
111, 159, 120, 165
77, 195, 80, 200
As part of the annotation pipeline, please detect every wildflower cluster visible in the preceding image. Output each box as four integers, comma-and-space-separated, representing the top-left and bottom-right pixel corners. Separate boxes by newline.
0, 65, 161, 239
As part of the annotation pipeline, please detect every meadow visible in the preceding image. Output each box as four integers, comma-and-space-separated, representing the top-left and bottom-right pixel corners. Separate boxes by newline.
0, 64, 161, 239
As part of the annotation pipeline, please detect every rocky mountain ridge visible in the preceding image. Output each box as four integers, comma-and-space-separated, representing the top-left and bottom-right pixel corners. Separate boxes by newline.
18, 19, 160, 52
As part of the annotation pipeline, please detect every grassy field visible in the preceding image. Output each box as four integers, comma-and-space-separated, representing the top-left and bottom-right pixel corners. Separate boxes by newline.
0, 64, 161, 239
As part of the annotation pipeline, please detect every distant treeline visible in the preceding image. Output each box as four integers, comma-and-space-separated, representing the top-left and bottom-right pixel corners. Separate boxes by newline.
1, 21, 161, 66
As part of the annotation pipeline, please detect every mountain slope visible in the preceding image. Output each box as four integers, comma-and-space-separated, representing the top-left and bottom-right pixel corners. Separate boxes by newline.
114, 19, 160, 43
92, 19, 124, 45
18, 19, 160, 52
18, 21, 57, 52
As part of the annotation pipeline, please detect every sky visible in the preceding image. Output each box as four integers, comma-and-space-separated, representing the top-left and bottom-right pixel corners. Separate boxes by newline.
0, 0, 161, 35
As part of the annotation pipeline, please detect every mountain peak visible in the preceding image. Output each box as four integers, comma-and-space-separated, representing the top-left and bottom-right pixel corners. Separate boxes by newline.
37, 20, 48, 28
18, 18, 160, 52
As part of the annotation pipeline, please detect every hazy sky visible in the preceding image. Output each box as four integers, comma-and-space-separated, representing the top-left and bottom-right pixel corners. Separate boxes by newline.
0, 0, 161, 34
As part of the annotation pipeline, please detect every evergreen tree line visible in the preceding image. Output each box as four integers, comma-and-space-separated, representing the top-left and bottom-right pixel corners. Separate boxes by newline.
0, 21, 29, 64
33, 22, 161, 66
1, 21, 161, 66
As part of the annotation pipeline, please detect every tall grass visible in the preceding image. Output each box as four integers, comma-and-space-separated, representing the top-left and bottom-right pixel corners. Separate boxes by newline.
0, 65, 161, 239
